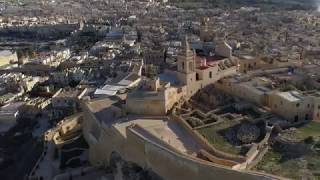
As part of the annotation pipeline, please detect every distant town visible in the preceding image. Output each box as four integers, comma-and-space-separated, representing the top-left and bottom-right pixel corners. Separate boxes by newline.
0, 0, 320, 180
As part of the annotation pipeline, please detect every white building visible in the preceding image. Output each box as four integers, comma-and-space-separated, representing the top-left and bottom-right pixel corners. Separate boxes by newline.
0, 50, 18, 68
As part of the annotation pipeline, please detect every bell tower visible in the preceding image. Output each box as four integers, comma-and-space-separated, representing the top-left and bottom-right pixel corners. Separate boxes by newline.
177, 36, 195, 74
176, 35, 199, 98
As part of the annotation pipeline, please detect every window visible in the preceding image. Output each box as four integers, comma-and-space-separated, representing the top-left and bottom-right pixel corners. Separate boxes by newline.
280, 101, 283, 105
296, 103, 300, 107
307, 104, 310, 108
189, 62, 193, 71
305, 114, 309, 120
209, 71, 212, 79
182, 62, 185, 70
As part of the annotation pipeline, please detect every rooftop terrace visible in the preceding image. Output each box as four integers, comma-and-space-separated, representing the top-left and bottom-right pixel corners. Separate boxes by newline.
114, 117, 204, 156
86, 96, 125, 125
277, 91, 303, 102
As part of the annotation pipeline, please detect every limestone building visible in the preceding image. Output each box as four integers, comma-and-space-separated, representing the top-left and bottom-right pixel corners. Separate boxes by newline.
269, 90, 320, 122
126, 78, 184, 116
173, 36, 237, 98
0, 50, 18, 68
238, 55, 261, 73
215, 70, 320, 122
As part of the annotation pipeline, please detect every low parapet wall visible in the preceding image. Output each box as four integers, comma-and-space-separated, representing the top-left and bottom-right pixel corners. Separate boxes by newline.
129, 124, 180, 154
171, 113, 246, 163
199, 149, 238, 167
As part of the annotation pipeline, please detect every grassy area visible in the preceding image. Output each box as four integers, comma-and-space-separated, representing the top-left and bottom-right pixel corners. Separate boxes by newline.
296, 121, 320, 139
256, 149, 320, 179
256, 150, 282, 173
256, 150, 300, 179
198, 122, 241, 155
256, 122, 320, 179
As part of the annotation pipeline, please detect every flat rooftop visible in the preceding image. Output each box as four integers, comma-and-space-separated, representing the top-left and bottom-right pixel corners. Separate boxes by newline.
206, 55, 227, 62
0, 50, 15, 56
128, 90, 161, 99
86, 96, 125, 125
159, 73, 178, 85
55, 89, 81, 98
240, 55, 255, 60
278, 91, 302, 102
114, 117, 203, 156
84, 97, 205, 156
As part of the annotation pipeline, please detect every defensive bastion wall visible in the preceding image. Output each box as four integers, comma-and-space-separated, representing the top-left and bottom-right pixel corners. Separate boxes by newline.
80, 106, 280, 180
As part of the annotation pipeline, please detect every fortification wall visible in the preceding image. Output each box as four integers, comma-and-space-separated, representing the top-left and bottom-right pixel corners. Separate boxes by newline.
125, 126, 276, 180
126, 98, 166, 116
81, 108, 279, 180
171, 113, 246, 163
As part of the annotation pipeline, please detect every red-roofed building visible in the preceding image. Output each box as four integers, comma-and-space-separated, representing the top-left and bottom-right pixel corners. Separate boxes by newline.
173, 37, 238, 98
